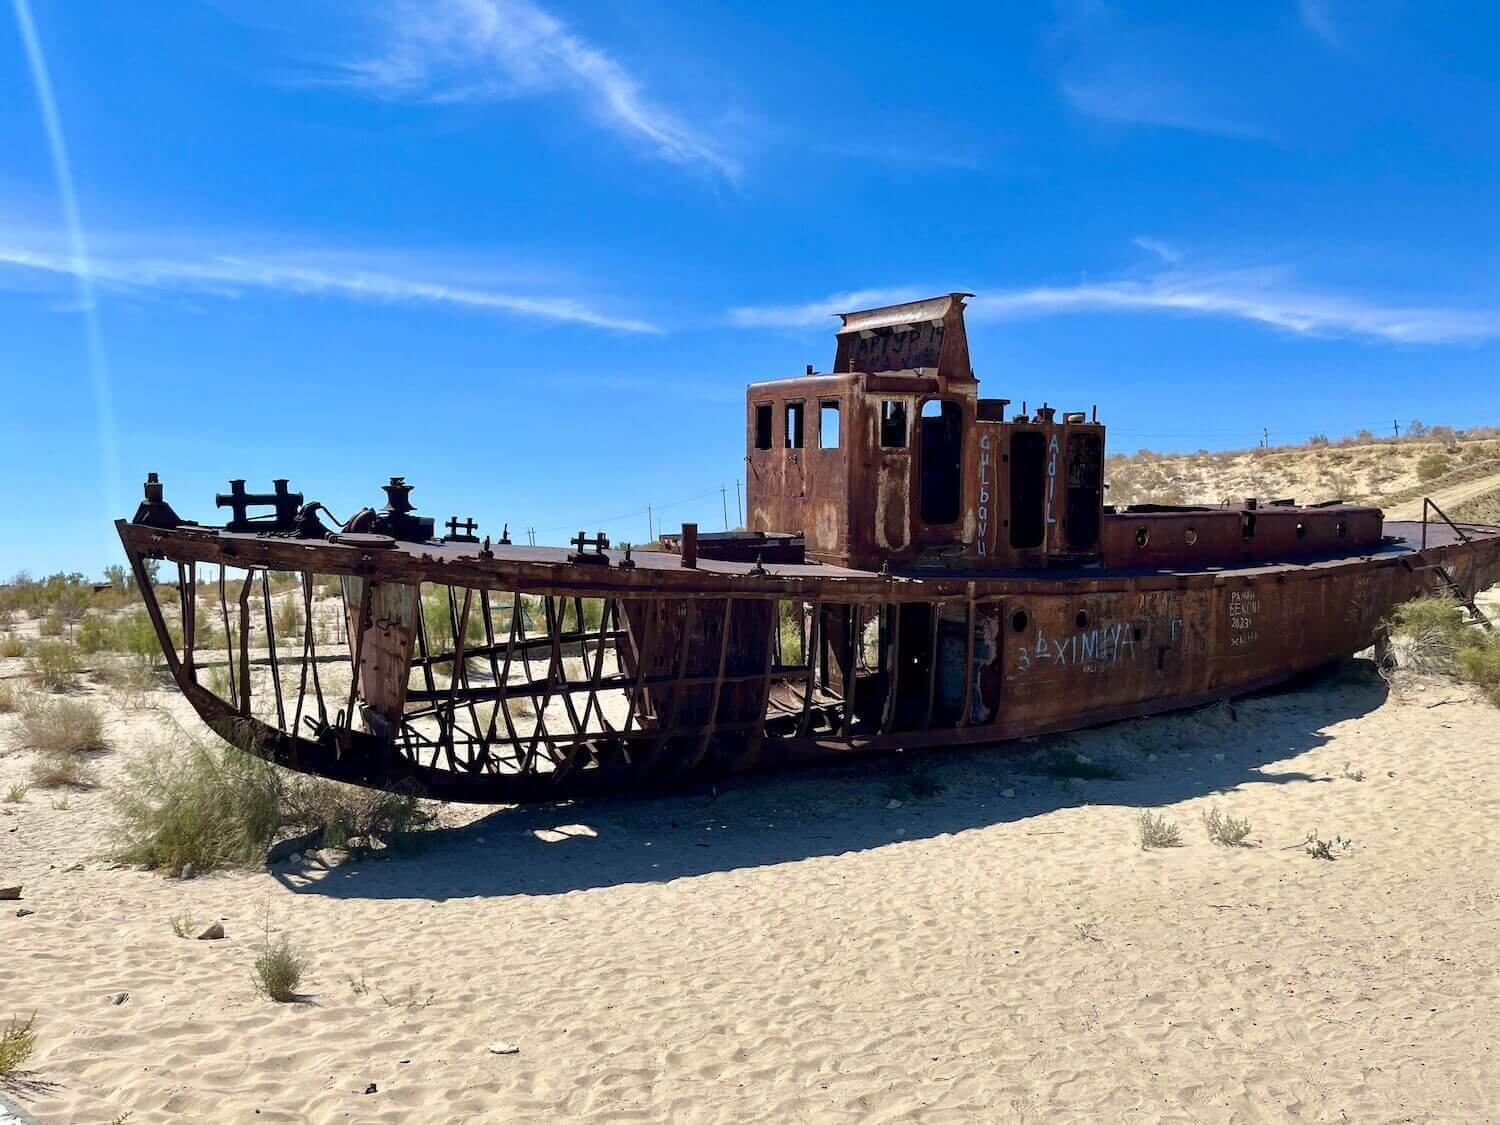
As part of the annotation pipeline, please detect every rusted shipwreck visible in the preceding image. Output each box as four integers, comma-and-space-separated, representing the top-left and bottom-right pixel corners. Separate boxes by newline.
118, 293, 1500, 802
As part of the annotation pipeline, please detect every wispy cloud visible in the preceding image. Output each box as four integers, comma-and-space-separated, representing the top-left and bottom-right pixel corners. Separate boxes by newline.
1299, 0, 1346, 51
1052, 1, 1266, 138
1133, 235, 1183, 265
0, 241, 661, 333
727, 287, 926, 329
729, 268, 1500, 345
1060, 77, 1264, 138
339, 0, 737, 178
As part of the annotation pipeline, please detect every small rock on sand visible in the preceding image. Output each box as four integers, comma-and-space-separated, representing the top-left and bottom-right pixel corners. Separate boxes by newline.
0, 886, 20, 900
197, 921, 226, 940
886, 799, 903, 810
487, 1043, 520, 1055
15, 908, 33, 918
111, 992, 129, 1005
180, 863, 195, 880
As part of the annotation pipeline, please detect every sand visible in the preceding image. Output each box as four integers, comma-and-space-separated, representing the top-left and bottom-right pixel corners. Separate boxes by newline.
2, 595, 1499, 1123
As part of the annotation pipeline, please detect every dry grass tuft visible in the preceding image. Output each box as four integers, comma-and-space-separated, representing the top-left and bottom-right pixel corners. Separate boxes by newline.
0, 634, 25, 658
1136, 810, 1183, 849
27, 639, 81, 690
0, 680, 17, 713
253, 932, 306, 1002
18, 697, 107, 755
4, 784, 26, 803
1201, 806, 1253, 846
0, 1011, 37, 1077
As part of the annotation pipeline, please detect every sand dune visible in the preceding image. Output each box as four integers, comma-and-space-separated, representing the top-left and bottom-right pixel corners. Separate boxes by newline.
2, 609, 1499, 1121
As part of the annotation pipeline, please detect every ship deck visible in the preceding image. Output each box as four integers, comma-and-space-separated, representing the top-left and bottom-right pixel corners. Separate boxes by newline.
189, 517, 1497, 580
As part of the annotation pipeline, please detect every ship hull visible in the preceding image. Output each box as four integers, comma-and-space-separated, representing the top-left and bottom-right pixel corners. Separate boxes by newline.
116, 518, 1500, 804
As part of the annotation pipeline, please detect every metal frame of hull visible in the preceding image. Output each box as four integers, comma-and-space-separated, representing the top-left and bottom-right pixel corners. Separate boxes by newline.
117, 518, 1500, 804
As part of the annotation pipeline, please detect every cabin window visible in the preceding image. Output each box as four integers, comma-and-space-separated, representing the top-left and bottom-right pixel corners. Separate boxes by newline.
919, 399, 963, 525
785, 401, 804, 449
754, 403, 772, 450
1009, 430, 1046, 548
819, 402, 841, 449
1064, 432, 1103, 550
880, 400, 908, 448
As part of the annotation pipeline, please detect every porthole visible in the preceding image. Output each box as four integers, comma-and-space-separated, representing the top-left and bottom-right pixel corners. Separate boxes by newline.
1295, 522, 1307, 539
1011, 609, 1029, 634
1184, 526, 1198, 546
1075, 610, 1090, 630
1134, 527, 1150, 548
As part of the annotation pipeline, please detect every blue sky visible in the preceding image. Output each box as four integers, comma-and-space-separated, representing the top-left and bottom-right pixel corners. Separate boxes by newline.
5, 0, 1500, 577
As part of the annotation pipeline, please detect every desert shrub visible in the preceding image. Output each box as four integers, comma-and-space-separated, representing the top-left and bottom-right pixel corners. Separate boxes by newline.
1385, 596, 1500, 703
1039, 747, 1124, 780
108, 739, 283, 872
777, 601, 805, 664
38, 611, 65, 637
1416, 452, 1452, 482
4, 784, 25, 803
253, 933, 306, 1002
29, 752, 97, 789
1201, 806, 1253, 846
0, 680, 16, 713
1457, 641, 1500, 706
27, 639, 81, 690
18, 697, 106, 755
0, 1012, 37, 1077
1304, 831, 1352, 860
0, 634, 26, 658
1136, 810, 1182, 849
281, 774, 433, 853
273, 595, 301, 638
108, 736, 433, 872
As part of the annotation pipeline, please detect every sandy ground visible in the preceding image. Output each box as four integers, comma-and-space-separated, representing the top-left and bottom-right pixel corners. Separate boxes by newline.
2, 594, 1499, 1123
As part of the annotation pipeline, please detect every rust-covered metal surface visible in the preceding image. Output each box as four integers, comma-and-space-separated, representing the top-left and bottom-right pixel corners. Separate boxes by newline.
116, 292, 1500, 803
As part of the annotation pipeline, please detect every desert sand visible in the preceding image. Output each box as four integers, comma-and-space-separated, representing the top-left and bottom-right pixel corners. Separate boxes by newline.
2, 590, 1498, 1123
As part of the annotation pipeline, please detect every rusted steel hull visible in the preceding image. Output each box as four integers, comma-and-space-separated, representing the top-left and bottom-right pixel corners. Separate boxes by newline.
116, 517, 1500, 804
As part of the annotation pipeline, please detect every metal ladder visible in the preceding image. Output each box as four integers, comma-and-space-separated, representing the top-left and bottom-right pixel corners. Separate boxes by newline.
1413, 497, 1493, 631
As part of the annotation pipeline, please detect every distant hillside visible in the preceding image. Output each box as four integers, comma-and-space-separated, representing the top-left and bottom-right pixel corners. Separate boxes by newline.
1106, 432, 1500, 523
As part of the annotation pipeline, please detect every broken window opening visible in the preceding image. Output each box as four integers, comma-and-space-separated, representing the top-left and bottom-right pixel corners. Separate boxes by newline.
785, 401, 804, 449
754, 403, 772, 450
819, 402, 841, 449
880, 400, 908, 448
919, 399, 963, 526
1009, 430, 1046, 548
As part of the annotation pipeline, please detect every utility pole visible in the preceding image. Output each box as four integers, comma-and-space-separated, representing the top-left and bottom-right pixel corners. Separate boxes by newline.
735, 479, 743, 528
721, 486, 729, 531
1262, 426, 1269, 449
1393, 419, 1400, 439
647, 504, 653, 543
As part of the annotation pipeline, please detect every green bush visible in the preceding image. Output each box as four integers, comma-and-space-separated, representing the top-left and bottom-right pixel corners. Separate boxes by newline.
107, 739, 283, 872
1387, 595, 1500, 704
107, 736, 433, 872
0, 1011, 37, 1077
1416, 452, 1452, 482
0, 634, 26, 658
253, 933, 306, 1002
1201, 806, 1253, 846
27, 639, 81, 690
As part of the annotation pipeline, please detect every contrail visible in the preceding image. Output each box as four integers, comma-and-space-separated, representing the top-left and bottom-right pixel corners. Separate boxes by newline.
11, 0, 122, 539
